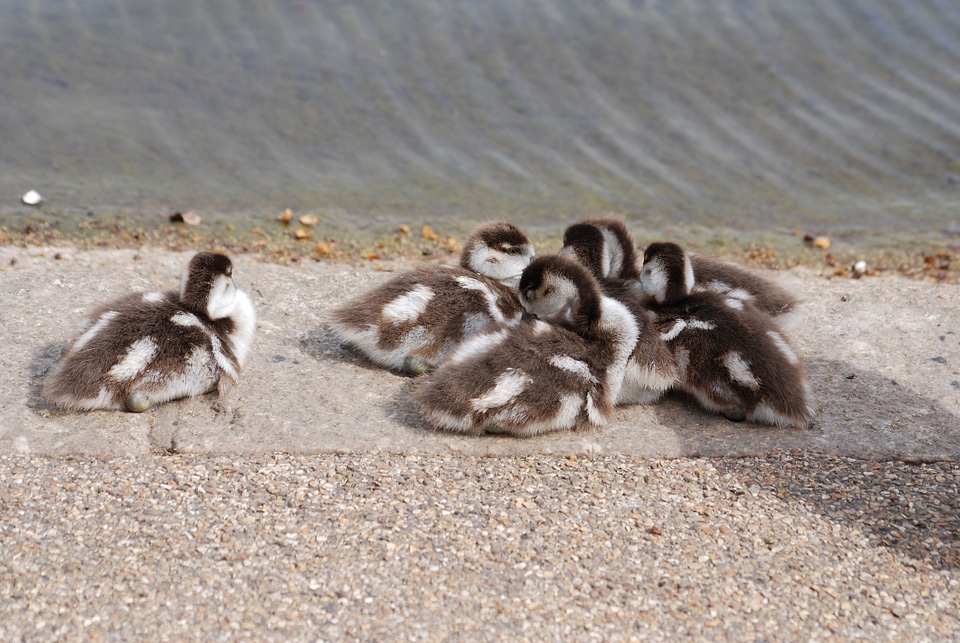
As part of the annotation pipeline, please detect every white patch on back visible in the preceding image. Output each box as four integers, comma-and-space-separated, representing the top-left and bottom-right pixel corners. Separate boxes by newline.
725, 297, 744, 310
530, 320, 552, 335
383, 284, 435, 323
143, 291, 165, 304
470, 369, 531, 412
456, 275, 506, 322
768, 330, 799, 364
72, 311, 119, 353
209, 334, 238, 381
687, 319, 716, 331
699, 280, 731, 294
461, 312, 492, 338
172, 312, 204, 328
549, 355, 598, 383
584, 392, 607, 426
448, 328, 509, 364
554, 393, 585, 430
108, 337, 158, 381
724, 351, 760, 389
660, 319, 687, 341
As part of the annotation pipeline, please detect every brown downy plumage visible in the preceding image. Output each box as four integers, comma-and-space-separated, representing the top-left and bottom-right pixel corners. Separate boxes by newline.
42, 252, 256, 412
329, 221, 535, 375
413, 255, 638, 437
560, 218, 677, 404
640, 242, 813, 428
562, 215, 801, 324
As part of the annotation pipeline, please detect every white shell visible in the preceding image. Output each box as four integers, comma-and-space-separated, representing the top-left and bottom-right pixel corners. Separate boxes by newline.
21, 190, 42, 206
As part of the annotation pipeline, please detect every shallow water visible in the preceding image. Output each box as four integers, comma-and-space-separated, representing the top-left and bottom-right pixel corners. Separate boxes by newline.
2, 0, 959, 246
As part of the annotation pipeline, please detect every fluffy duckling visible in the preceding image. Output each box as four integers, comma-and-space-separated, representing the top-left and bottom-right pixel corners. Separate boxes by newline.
329, 221, 535, 375
42, 252, 257, 412
560, 218, 677, 404
561, 216, 800, 324
559, 216, 641, 281
639, 242, 813, 428
413, 255, 638, 437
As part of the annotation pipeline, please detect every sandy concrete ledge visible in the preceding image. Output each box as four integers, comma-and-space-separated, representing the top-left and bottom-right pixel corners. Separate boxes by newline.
1, 245, 957, 460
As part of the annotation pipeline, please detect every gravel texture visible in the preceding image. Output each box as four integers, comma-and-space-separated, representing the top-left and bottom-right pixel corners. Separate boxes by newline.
2, 452, 959, 641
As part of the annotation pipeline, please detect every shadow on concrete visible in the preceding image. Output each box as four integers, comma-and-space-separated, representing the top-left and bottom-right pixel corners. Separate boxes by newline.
26, 342, 65, 417
713, 454, 960, 570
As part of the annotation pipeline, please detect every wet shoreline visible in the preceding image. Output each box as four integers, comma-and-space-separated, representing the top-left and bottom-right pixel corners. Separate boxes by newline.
2, 202, 956, 284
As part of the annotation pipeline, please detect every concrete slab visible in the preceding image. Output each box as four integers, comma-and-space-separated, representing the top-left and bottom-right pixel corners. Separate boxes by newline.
1, 246, 957, 460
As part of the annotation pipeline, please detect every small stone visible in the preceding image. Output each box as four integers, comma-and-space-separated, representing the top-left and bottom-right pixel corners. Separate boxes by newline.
21, 190, 42, 206
299, 214, 319, 227
169, 210, 202, 225
853, 260, 867, 275
278, 208, 293, 224
813, 236, 831, 249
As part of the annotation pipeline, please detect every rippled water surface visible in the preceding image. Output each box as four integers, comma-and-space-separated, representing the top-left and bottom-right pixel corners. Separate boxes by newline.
2, 0, 959, 244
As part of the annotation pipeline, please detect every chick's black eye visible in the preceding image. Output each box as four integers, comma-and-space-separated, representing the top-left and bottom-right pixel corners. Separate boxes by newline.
504, 247, 521, 256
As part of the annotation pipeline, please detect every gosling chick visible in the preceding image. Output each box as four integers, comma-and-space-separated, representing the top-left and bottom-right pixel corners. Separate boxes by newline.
413, 255, 638, 436
329, 221, 535, 375
640, 242, 813, 428
42, 252, 256, 412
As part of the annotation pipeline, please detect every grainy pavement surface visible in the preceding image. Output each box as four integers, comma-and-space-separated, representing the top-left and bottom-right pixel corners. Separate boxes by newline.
1, 246, 958, 640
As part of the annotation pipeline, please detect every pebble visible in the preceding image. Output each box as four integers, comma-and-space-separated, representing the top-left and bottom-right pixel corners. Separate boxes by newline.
1, 452, 957, 640
21, 189, 42, 206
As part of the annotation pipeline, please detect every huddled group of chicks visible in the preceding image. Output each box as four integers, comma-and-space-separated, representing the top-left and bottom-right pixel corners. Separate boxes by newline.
332, 217, 813, 436
43, 217, 813, 437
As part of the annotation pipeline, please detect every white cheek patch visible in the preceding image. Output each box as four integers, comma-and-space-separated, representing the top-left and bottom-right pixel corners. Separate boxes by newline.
683, 255, 695, 295
470, 369, 531, 412
206, 276, 238, 320
225, 289, 256, 367
724, 351, 760, 390
143, 291, 166, 304
72, 311, 119, 353
456, 276, 506, 323
383, 284, 435, 323
641, 260, 668, 302
768, 330, 799, 364
525, 274, 579, 321
466, 245, 530, 283
549, 355, 598, 383
108, 337, 158, 381
599, 227, 622, 279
